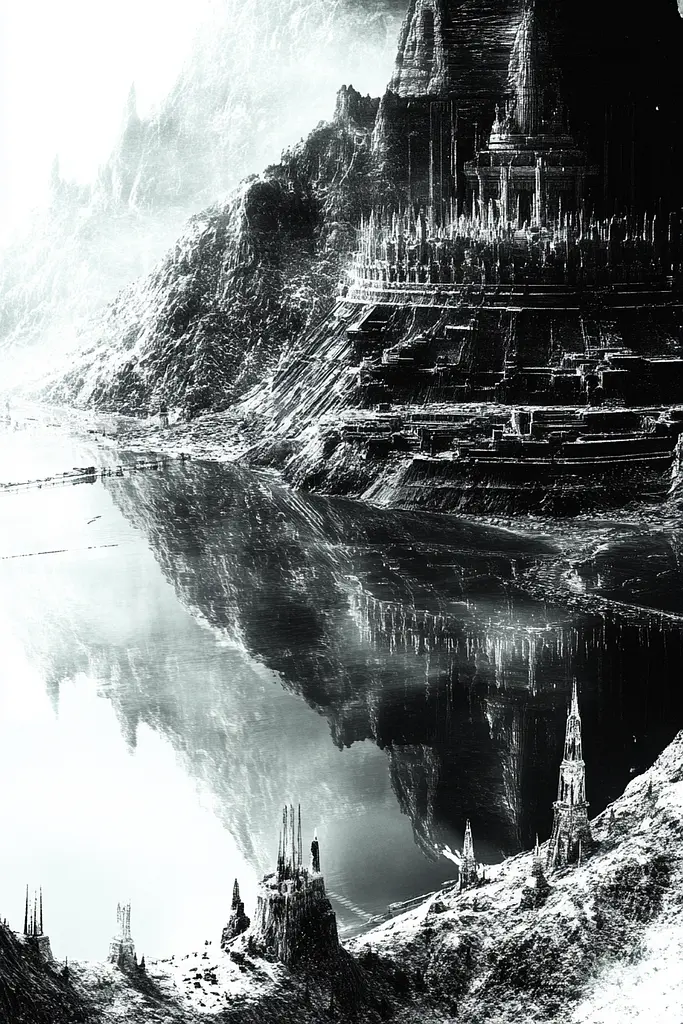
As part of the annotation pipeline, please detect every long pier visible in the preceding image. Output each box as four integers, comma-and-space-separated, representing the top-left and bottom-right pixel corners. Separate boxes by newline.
0, 458, 166, 496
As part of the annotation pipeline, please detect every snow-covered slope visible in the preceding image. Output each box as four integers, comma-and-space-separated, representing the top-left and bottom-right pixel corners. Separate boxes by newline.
44, 729, 683, 1022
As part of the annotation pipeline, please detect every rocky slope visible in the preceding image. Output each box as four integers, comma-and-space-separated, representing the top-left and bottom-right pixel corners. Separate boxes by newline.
0, 926, 92, 1024
41, 90, 388, 416
19, 729, 683, 1023
348, 730, 683, 1023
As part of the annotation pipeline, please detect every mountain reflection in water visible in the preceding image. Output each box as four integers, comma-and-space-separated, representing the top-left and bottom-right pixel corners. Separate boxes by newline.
102, 460, 683, 864
4, 444, 683, 941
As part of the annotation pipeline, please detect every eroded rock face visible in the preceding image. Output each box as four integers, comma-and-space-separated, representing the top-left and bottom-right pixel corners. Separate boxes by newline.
388, 0, 524, 98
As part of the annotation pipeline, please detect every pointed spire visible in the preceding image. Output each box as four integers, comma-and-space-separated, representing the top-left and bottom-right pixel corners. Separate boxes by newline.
570, 677, 580, 719
548, 679, 591, 871
232, 879, 240, 910
290, 803, 296, 874
297, 805, 303, 870
39, 888, 43, 936
24, 885, 29, 936
459, 819, 479, 890
463, 819, 474, 860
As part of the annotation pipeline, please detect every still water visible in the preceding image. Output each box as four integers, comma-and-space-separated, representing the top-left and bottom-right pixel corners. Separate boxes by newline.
1, 411, 683, 962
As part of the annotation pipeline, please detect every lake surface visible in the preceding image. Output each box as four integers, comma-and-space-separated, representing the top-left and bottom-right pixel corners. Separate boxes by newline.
2, 407, 683, 962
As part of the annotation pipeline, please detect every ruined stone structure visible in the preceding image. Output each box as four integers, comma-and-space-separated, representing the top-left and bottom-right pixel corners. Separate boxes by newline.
22, 886, 52, 963
251, 805, 339, 966
459, 819, 479, 891
107, 902, 137, 971
547, 680, 592, 870
221, 878, 251, 949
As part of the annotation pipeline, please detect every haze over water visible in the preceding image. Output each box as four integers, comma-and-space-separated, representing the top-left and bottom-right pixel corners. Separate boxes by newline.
1, 408, 683, 962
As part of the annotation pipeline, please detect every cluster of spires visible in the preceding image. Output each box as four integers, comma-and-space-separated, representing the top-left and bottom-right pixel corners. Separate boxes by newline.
23, 886, 43, 938
353, 0, 682, 291
351, 206, 679, 291
115, 902, 133, 941
458, 679, 592, 894
277, 803, 305, 881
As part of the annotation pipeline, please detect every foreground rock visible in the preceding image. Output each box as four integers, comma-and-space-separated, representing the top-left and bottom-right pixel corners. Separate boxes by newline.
9, 730, 681, 1022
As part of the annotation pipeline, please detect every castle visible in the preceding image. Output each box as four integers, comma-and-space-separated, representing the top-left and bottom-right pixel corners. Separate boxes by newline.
277, 0, 683, 516
107, 902, 137, 972
249, 804, 339, 966
547, 679, 592, 868
21, 886, 52, 963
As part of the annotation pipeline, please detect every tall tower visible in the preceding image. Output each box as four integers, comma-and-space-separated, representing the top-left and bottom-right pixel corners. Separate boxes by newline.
459, 819, 479, 891
547, 680, 592, 870
107, 902, 137, 971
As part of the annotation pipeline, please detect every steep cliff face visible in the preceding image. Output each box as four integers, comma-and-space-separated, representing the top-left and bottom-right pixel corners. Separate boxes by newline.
0, 925, 90, 1024
40, 96, 387, 416
389, 0, 524, 98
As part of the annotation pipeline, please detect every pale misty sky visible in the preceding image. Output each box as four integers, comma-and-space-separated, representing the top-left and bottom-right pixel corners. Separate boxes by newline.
0, 0, 214, 232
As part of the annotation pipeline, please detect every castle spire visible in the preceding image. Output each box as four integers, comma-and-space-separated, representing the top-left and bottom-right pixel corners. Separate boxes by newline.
232, 878, 240, 911
459, 819, 479, 891
521, 831, 550, 907
24, 885, 28, 935
39, 888, 43, 936
297, 805, 303, 870
290, 803, 296, 875
547, 679, 592, 870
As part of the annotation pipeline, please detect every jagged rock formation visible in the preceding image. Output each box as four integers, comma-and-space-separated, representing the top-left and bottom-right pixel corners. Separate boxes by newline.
20, 728, 683, 1022
389, 0, 524, 99
347, 729, 683, 1022
221, 880, 251, 948
41, 93, 389, 416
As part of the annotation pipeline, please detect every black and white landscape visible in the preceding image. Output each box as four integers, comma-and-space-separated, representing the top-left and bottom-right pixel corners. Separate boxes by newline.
2, 1, 683, 1021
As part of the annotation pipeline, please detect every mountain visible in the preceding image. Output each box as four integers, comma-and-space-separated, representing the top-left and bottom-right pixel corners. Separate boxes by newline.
39, 90, 389, 415
35, 0, 683, 426
0, 0, 403, 389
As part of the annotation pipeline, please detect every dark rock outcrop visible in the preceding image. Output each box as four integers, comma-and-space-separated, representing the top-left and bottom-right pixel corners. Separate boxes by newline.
221, 880, 251, 948
0, 924, 90, 1024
